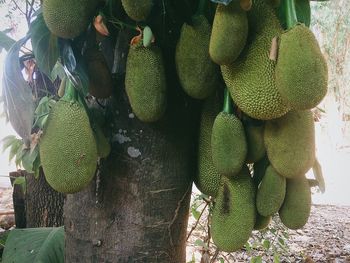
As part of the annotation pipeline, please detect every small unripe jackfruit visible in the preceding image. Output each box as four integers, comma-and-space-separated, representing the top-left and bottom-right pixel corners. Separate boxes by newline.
256, 165, 286, 216
264, 110, 315, 178
276, 24, 328, 110
245, 123, 265, 163
43, 0, 98, 39
279, 175, 311, 230
211, 167, 256, 252
211, 112, 247, 176
125, 43, 167, 122
175, 15, 218, 99
209, 2, 248, 65
121, 0, 153, 21
195, 93, 222, 197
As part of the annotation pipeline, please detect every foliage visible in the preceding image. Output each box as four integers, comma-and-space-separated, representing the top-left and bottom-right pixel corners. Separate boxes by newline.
2, 227, 64, 263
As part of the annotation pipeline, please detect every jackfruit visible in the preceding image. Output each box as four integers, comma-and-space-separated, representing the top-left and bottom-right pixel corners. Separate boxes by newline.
254, 214, 271, 230
264, 110, 315, 178
209, 1, 248, 65
175, 15, 218, 99
276, 24, 328, 110
256, 165, 286, 216
245, 123, 265, 163
211, 112, 247, 176
221, 0, 289, 120
40, 81, 98, 193
84, 47, 113, 99
121, 0, 152, 21
279, 175, 311, 229
195, 92, 222, 197
211, 166, 256, 252
43, 0, 98, 39
125, 43, 167, 122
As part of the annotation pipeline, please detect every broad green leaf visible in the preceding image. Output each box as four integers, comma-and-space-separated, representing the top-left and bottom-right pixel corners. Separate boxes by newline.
191, 207, 201, 220
273, 254, 280, 263
2, 35, 35, 142
1, 135, 18, 152
263, 239, 271, 249
30, 14, 59, 78
278, 0, 311, 29
21, 146, 39, 173
33, 96, 54, 129
312, 158, 325, 193
0, 30, 16, 53
50, 61, 66, 81
2, 227, 64, 263
13, 176, 26, 193
8, 139, 23, 162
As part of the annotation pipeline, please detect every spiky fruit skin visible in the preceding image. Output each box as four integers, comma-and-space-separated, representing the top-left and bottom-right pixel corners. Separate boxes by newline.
125, 44, 167, 122
175, 15, 218, 99
254, 214, 271, 230
209, 2, 248, 65
84, 48, 113, 99
195, 93, 222, 197
256, 165, 286, 216
279, 175, 311, 230
43, 0, 98, 39
121, 0, 152, 21
245, 124, 265, 163
221, 0, 289, 120
211, 166, 256, 252
40, 100, 98, 193
211, 112, 247, 176
276, 24, 328, 110
264, 110, 315, 178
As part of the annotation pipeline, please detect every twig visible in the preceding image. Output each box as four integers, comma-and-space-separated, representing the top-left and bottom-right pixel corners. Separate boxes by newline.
186, 202, 208, 241
11, 0, 26, 17
210, 248, 219, 263
0, 211, 14, 216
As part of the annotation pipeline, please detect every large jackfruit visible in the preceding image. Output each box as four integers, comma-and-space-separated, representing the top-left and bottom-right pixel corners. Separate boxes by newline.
279, 175, 311, 229
195, 93, 222, 197
125, 43, 167, 122
121, 0, 153, 21
175, 15, 218, 99
40, 82, 98, 193
276, 24, 328, 110
211, 112, 247, 176
43, 0, 98, 39
256, 165, 286, 216
245, 123, 266, 164
254, 213, 271, 230
221, 0, 289, 120
209, 1, 248, 65
211, 166, 256, 252
84, 47, 113, 99
264, 110, 315, 178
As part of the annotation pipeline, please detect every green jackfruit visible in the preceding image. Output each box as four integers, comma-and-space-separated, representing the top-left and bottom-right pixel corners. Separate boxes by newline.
43, 0, 98, 39
245, 123, 266, 163
256, 165, 286, 216
252, 155, 270, 187
254, 214, 271, 230
125, 43, 167, 122
211, 112, 247, 176
211, 166, 256, 252
175, 15, 218, 99
276, 24, 328, 110
221, 0, 289, 120
209, 2, 248, 65
279, 175, 311, 229
195, 93, 222, 197
40, 83, 98, 193
121, 0, 152, 21
84, 47, 113, 99
264, 110, 315, 178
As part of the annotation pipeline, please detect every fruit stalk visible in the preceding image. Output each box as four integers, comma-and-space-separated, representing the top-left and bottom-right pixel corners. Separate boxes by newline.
223, 88, 233, 114
285, 0, 298, 29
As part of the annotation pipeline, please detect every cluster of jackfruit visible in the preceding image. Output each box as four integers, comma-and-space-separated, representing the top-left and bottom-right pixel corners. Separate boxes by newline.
39, 79, 111, 194
193, 0, 327, 252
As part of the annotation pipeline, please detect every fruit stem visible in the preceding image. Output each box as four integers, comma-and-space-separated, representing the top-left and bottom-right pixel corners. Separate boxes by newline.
285, 0, 298, 29
63, 79, 78, 102
223, 88, 233, 114
196, 0, 207, 16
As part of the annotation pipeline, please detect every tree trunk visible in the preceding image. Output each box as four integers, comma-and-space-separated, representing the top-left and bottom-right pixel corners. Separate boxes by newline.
25, 168, 64, 227
10, 171, 26, 228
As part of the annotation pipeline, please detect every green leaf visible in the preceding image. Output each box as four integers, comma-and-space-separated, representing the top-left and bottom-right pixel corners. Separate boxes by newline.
263, 239, 271, 250
33, 96, 55, 129
312, 158, 325, 193
194, 239, 208, 249
30, 14, 59, 78
13, 176, 26, 193
0, 29, 16, 53
50, 61, 66, 81
1, 135, 18, 152
2, 35, 35, 142
9, 139, 23, 162
251, 256, 263, 263
278, 0, 311, 29
21, 146, 39, 173
2, 227, 64, 263
278, 237, 285, 246
191, 207, 200, 220
273, 253, 280, 263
